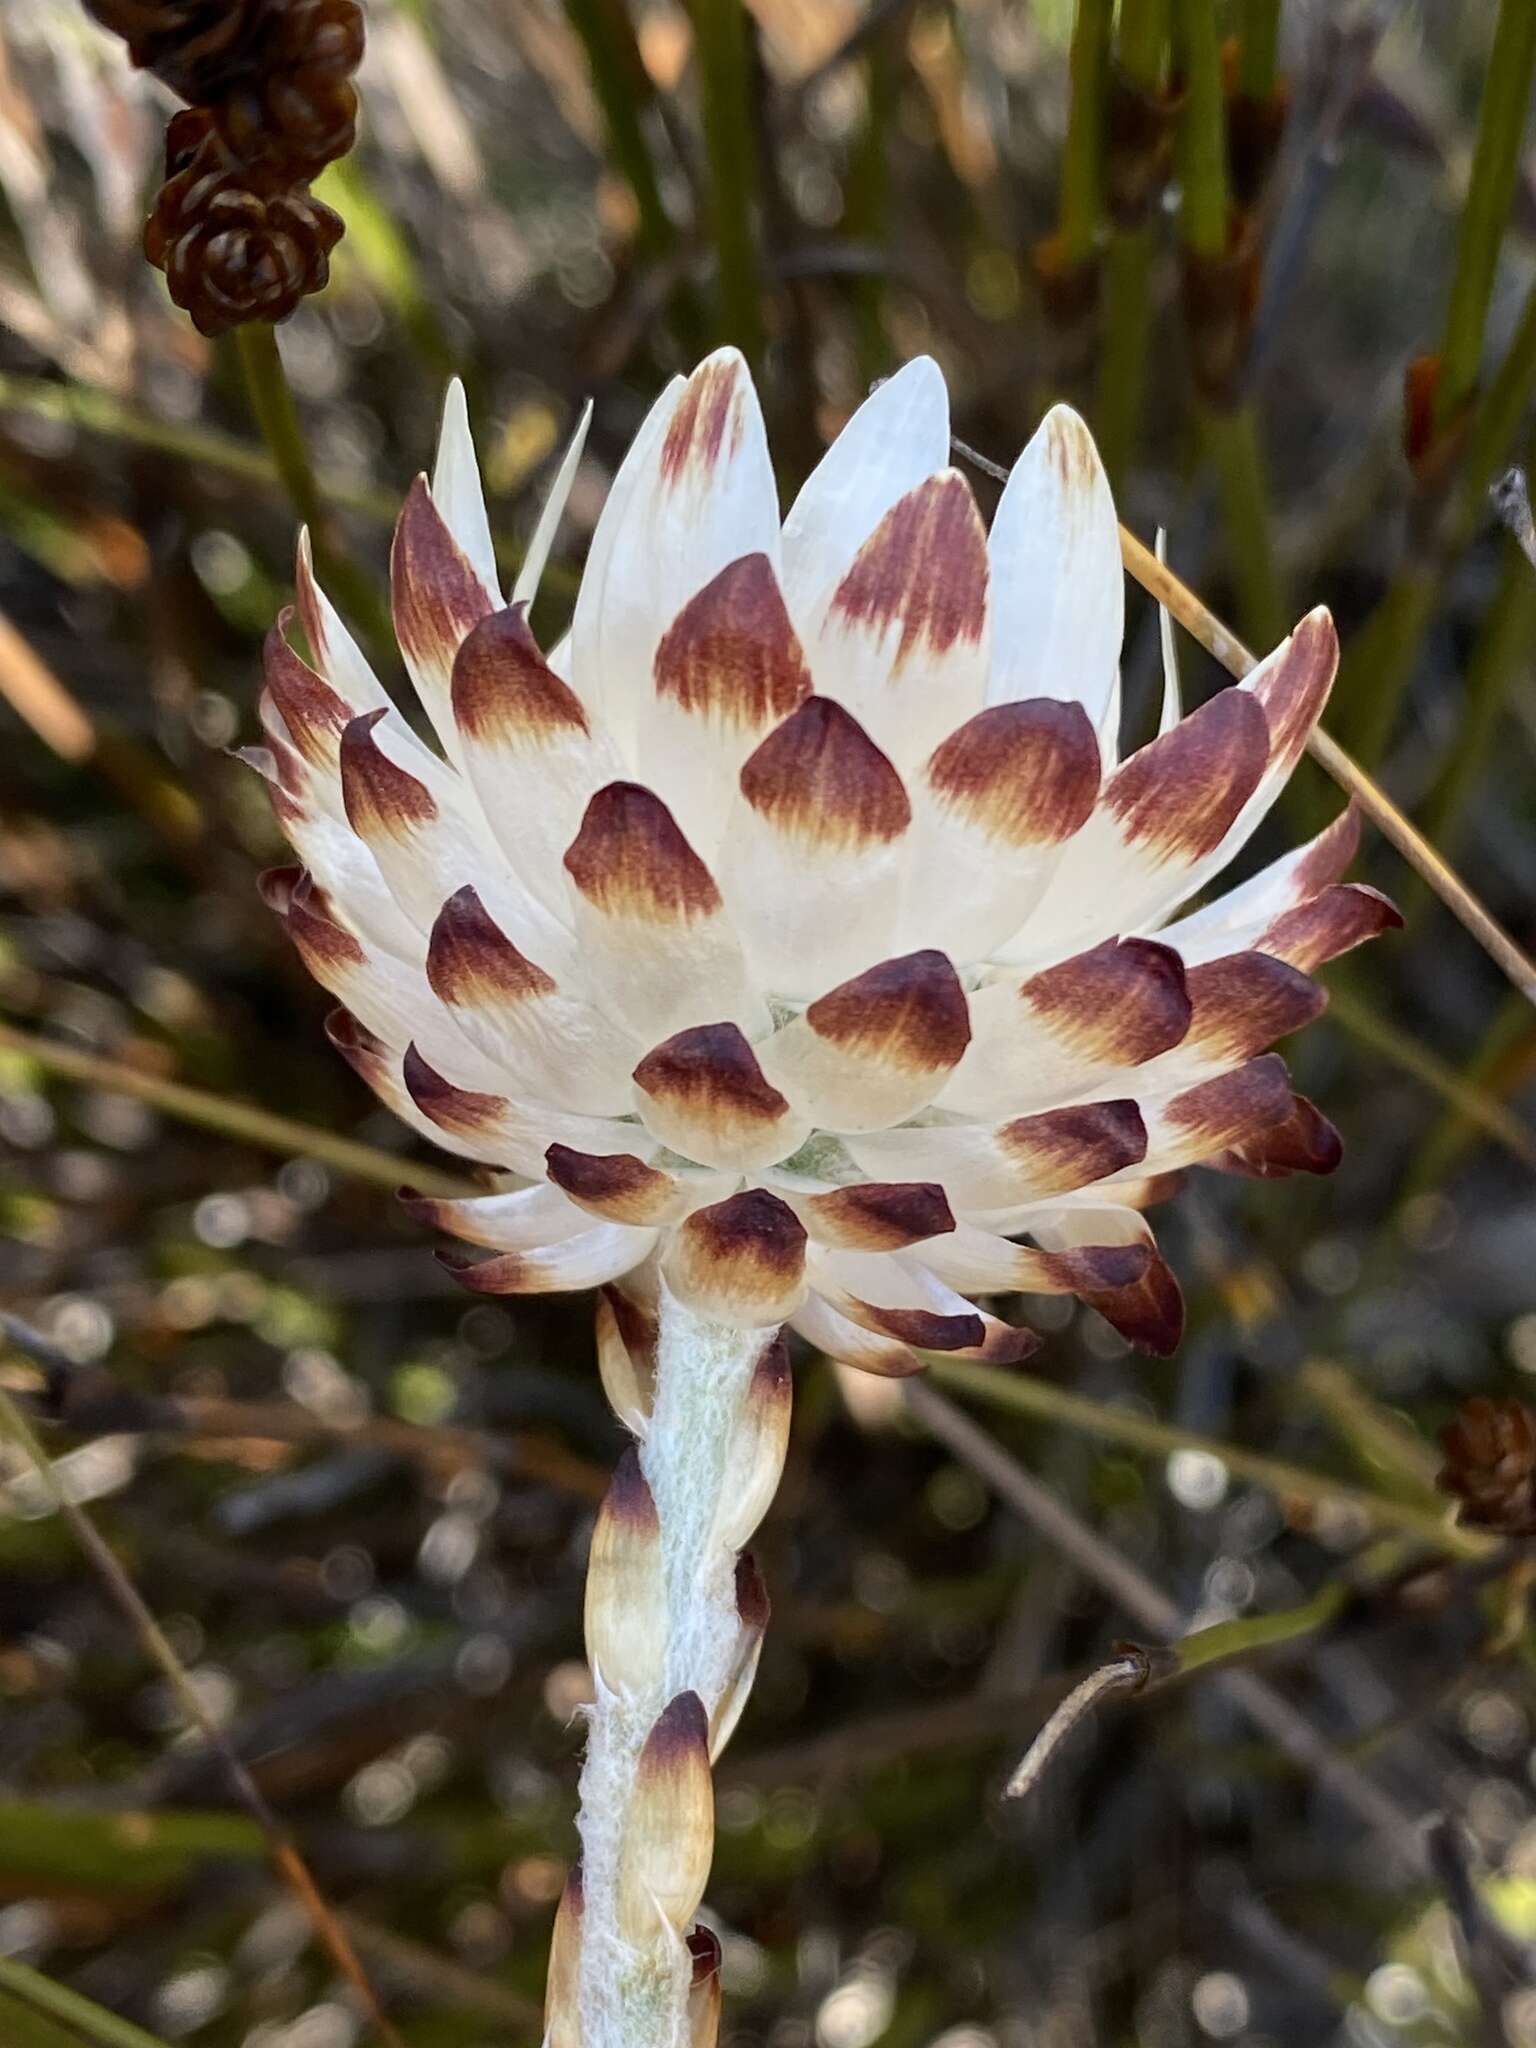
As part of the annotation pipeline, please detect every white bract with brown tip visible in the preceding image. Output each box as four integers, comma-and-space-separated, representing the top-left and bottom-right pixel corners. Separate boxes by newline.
245, 351, 1397, 2048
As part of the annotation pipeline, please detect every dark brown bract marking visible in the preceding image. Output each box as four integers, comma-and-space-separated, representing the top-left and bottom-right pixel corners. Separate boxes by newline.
806, 950, 971, 1073
1020, 937, 1191, 1064
1216, 1092, 1342, 1178
1105, 688, 1269, 858
1259, 884, 1402, 973
1249, 609, 1337, 767
602, 1282, 659, 1370
391, 474, 494, 676
677, 1187, 807, 1279
605, 1444, 660, 1533
641, 1689, 711, 1771
263, 611, 351, 760
633, 1023, 790, 1125
1078, 1250, 1184, 1355
340, 708, 437, 837
735, 1550, 771, 1630
739, 697, 911, 847
654, 554, 812, 730
452, 604, 589, 744
829, 470, 988, 666
427, 886, 556, 1006
803, 1180, 956, 1249
1184, 952, 1326, 1061
999, 1099, 1148, 1187
926, 698, 1100, 847
855, 1302, 986, 1352
1292, 803, 1361, 899
564, 783, 722, 921
284, 872, 366, 968
1165, 1052, 1292, 1146
402, 1042, 508, 1136
546, 1144, 674, 1224
660, 360, 746, 485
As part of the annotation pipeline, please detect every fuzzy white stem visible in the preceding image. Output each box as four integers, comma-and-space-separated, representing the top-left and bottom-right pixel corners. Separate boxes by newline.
561, 1283, 788, 2048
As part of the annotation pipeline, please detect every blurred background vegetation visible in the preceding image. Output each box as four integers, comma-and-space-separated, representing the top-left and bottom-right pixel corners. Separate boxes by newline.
2, 2, 1536, 2045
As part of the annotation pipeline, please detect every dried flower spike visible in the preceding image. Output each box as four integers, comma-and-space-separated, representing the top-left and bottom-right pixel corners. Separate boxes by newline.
1439, 1396, 1536, 1536
247, 354, 1399, 2048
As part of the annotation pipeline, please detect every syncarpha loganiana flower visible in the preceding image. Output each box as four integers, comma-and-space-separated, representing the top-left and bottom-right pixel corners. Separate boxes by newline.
246, 350, 1397, 2048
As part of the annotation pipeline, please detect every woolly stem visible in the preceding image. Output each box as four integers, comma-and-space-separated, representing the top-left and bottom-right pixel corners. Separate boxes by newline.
549, 1286, 789, 2048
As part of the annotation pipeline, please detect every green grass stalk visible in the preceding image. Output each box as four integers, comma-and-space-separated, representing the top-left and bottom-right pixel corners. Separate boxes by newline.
232, 325, 392, 659
1060, 0, 1112, 268
1202, 400, 1289, 648
1434, 0, 1536, 428
1236, 0, 1281, 103
924, 1359, 1487, 1556
1421, 533, 1536, 853
1172, 0, 1228, 259
690, 0, 766, 362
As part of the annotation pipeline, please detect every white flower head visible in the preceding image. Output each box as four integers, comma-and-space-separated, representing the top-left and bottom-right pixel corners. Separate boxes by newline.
250, 350, 1398, 1381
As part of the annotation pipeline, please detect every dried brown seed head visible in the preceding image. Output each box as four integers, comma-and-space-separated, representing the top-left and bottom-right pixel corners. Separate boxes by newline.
1438, 1396, 1536, 1537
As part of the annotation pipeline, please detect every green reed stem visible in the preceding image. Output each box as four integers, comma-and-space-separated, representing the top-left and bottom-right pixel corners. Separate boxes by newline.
234, 325, 327, 535
1202, 401, 1288, 648
0, 1018, 475, 1199
1172, 0, 1229, 258
0, 1961, 171, 2048
1236, 0, 1281, 103
1118, 0, 1167, 86
691, 0, 765, 363
1172, 1581, 1351, 1676
1397, 988, 1536, 1206
1096, 220, 1157, 489
232, 325, 391, 659
1094, 0, 1167, 488
1325, 979, 1536, 1170
924, 1358, 1488, 1557
563, 0, 674, 259
1434, 0, 1536, 428
844, 41, 896, 385
1060, 0, 1112, 268
1421, 533, 1536, 853
1336, 277, 1536, 766
0, 372, 397, 521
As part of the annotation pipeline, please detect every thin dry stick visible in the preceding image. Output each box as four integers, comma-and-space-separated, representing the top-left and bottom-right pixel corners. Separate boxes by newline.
904, 1377, 1429, 1869
951, 435, 1536, 1010
1004, 1649, 1151, 1800
0, 1380, 405, 2048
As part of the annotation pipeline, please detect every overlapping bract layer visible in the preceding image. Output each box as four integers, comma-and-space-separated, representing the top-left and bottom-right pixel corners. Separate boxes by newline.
249, 352, 1398, 1371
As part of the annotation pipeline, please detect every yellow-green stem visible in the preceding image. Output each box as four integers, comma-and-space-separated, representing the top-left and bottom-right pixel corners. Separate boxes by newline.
1236, 0, 1281, 103
1060, 0, 1113, 268
923, 1358, 1488, 1557
690, 0, 765, 363
1096, 220, 1157, 489
1421, 531, 1536, 852
1202, 401, 1288, 648
232, 325, 391, 658
0, 1960, 171, 2048
1434, 0, 1536, 427
1398, 988, 1536, 1206
0, 1018, 475, 1198
1172, 0, 1229, 257
1325, 979, 1536, 1171
1118, 0, 1168, 89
